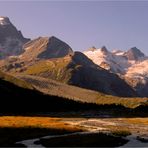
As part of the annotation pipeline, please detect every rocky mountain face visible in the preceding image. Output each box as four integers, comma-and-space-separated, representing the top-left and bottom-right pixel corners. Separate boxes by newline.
124, 47, 145, 61
0, 16, 30, 59
84, 46, 148, 97
20, 36, 73, 61
0, 36, 73, 73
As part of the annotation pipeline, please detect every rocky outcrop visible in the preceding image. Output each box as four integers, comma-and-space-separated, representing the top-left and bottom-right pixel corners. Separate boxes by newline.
20, 36, 73, 61
0, 16, 30, 59
124, 47, 145, 61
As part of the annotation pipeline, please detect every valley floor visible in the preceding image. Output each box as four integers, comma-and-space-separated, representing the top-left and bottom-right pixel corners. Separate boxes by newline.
0, 115, 148, 147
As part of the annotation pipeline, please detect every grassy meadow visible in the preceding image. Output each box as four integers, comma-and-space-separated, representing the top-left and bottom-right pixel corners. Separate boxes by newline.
0, 116, 83, 146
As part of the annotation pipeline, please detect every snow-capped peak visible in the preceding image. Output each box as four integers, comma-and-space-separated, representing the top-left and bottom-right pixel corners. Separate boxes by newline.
125, 60, 148, 78
87, 46, 97, 52
100, 46, 108, 53
83, 46, 148, 74
84, 46, 128, 73
0, 16, 10, 25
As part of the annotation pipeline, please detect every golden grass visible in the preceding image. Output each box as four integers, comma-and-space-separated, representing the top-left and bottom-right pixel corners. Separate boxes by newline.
98, 118, 148, 134
24, 59, 71, 83
122, 118, 148, 125
0, 71, 33, 89
17, 74, 148, 109
95, 97, 148, 108
104, 118, 148, 126
24, 61, 53, 75
0, 116, 82, 132
0, 116, 84, 146
1, 63, 148, 109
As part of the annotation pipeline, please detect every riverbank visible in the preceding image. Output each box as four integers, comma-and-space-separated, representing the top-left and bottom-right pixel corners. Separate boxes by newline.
0, 116, 148, 147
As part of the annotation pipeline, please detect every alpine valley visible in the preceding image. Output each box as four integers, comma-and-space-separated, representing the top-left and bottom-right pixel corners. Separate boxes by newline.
0, 16, 148, 147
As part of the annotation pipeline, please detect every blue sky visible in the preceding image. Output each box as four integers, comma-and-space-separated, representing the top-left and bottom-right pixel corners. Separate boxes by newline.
0, 1, 148, 54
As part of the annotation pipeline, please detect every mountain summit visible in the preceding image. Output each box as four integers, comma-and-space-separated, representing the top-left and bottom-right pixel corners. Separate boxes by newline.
20, 36, 73, 61
0, 16, 11, 25
0, 16, 30, 59
87, 46, 97, 52
124, 47, 145, 61
100, 46, 108, 54
84, 46, 147, 74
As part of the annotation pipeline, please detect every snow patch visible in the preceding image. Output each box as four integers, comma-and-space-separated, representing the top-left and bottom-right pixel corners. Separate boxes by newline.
0, 17, 5, 20
0, 17, 10, 25
84, 47, 148, 77
84, 48, 130, 74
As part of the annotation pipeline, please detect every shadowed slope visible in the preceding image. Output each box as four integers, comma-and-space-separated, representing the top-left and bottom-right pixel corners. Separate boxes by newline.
23, 52, 137, 97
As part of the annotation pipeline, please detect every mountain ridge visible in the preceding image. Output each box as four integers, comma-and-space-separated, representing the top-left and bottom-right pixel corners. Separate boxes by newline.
0, 16, 30, 59
16, 52, 137, 97
84, 46, 148, 96
20, 36, 73, 61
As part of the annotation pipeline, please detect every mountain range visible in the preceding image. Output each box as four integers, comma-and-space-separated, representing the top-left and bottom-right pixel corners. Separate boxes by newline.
84, 46, 148, 97
0, 16, 147, 100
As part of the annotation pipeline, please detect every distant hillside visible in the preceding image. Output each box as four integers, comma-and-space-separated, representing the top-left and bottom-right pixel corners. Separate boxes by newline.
17, 74, 148, 109
0, 70, 147, 115
0, 70, 33, 89
0, 70, 98, 113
